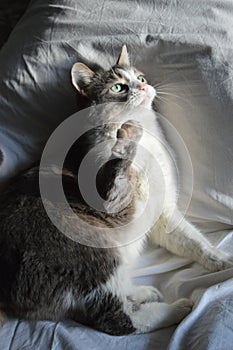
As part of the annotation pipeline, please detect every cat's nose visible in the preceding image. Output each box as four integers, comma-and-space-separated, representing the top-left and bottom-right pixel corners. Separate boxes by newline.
138, 84, 147, 91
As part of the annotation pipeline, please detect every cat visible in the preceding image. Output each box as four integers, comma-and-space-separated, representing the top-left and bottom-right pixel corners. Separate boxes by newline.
0, 45, 232, 336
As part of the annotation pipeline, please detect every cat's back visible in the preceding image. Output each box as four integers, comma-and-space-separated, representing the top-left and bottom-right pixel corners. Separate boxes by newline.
0, 166, 122, 309
0, 164, 124, 258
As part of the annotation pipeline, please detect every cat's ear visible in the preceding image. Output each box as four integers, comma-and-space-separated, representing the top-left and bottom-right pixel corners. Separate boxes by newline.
71, 63, 94, 95
116, 45, 130, 67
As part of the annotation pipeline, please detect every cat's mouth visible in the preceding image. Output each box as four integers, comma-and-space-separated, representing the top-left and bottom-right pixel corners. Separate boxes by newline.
136, 85, 156, 108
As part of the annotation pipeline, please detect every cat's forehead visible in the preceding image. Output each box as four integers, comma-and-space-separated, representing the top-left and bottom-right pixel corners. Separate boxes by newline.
112, 66, 142, 82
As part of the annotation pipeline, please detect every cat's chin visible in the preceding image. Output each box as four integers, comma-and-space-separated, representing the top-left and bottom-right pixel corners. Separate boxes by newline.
139, 86, 156, 109
139, 97, 154, 109
138, 95, 155, 109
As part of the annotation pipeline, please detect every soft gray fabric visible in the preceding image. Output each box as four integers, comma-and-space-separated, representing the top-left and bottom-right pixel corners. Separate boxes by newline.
0, 0, 29, 48
0, 0, 233, 349
0, 0, 233, 227
169, 276, 233, 350
0, 230, 233, 350
0, 319, 176, 350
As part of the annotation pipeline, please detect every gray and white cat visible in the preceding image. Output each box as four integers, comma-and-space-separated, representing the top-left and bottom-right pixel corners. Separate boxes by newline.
0, 46, 232, 335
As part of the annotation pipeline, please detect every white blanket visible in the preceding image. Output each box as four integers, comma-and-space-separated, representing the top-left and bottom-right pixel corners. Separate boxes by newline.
0, 0, 233, 349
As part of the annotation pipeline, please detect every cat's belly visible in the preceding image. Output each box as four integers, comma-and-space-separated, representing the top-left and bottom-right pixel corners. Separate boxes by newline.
131, 127, 178, 238
135, 129, 177, 198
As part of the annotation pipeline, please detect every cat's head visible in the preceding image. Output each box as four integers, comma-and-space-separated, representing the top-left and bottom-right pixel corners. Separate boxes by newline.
71, 45, 156, 108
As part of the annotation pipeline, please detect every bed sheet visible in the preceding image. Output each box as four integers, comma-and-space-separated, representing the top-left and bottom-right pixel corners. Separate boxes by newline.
0, 0, 233, 349
0, 0, 233, 230
0, 229, 233, 350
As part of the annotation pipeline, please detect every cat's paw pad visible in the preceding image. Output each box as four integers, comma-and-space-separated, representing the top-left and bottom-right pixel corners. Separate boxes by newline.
120, 120, 143, 142
172, 298, 193, 321
111, 120, 142, 158
128, 285, 163, 304
203, 249, 233, 272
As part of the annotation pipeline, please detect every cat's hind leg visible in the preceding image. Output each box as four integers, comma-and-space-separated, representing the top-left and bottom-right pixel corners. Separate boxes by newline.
75, 289, 192, 335
128, 285, 164, 303
128, 298, 193, 333
73, 262, 192, 335
151, 212, 233, 272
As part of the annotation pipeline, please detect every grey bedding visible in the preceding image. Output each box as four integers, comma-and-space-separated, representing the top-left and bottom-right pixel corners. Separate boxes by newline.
0, 0, 233, 349
1, 274, 233, 349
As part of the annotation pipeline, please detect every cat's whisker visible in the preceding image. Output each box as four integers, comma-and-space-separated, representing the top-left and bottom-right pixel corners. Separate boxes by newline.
154, 95, 169, 105
157, 91, 187, 100
155, 81, 201, 91
155, 84, 190, 91
155, 94, 184, 110
154, 95, 163, 103
152, 80, 201, 91
127, 93, 140, 105
156, 91, 194, 107
152, 82, 175, 90
152, 64, 202, 88
150, 70, 185, 87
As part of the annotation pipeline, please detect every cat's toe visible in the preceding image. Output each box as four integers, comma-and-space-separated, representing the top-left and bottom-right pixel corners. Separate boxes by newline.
120, 120, 143, 142
128, 285, 163, 304
202, 249, 233, 272
116, 128, 128, 139
111, 140, 128, 158
111, 120, 142, 159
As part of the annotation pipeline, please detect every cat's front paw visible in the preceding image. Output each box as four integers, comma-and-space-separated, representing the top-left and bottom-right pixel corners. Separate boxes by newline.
128, 285, 163, 304
111, 120, 143, 159
202, 249, 233, 272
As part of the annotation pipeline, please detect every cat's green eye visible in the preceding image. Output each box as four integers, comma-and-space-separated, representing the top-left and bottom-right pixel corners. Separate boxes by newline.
111, 84, 125, 93
137, 75, 145, 83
